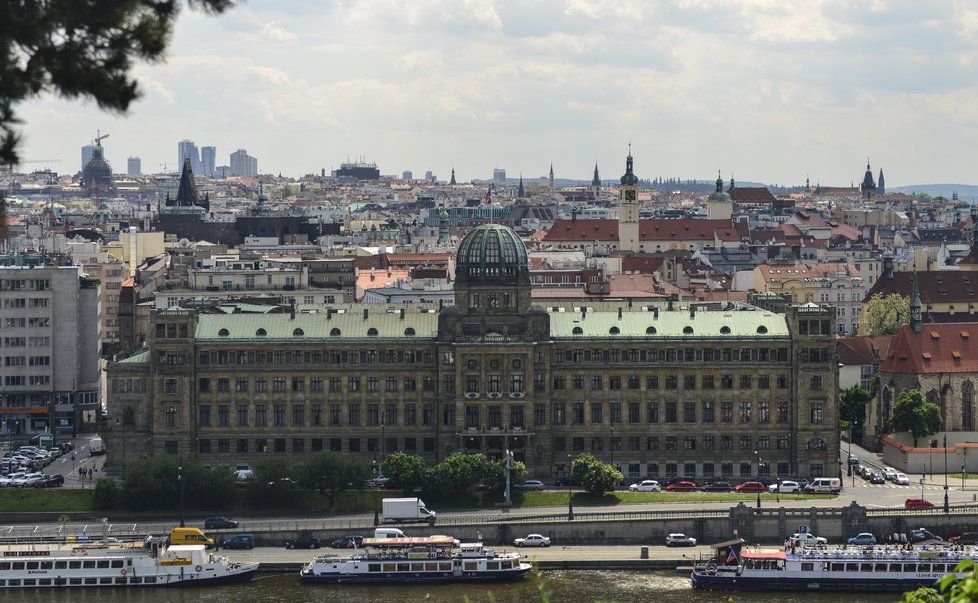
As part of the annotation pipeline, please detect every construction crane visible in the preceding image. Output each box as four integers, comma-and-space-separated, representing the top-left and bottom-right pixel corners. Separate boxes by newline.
94, 132, 109, 146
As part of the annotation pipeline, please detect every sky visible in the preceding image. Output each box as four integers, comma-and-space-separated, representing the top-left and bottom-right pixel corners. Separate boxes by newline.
17, 0, 978, 186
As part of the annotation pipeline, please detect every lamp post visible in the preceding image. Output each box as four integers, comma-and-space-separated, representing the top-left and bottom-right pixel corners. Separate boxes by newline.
371, 460, 380, 527
944, 433, 950, 514
116, 415, 127, 479
567, 453, 574, 521
609, 423, 614, 469
754, 449, 763, 509
846, 422, 853, 480
177, 462, 186, 528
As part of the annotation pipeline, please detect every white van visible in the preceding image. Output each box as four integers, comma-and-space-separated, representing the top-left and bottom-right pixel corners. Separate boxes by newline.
806, 477, 841, 494
373, 528, 406, 539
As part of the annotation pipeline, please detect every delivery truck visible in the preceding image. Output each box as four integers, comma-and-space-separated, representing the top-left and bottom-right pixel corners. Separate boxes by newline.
382, 497, 437, 525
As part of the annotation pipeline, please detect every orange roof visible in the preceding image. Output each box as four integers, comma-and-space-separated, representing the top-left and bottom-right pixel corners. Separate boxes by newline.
543, 219, 737, 243
882, 323, 978, 374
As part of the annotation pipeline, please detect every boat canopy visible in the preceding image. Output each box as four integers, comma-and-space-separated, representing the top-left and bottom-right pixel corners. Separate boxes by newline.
362, 536, 455, 547
741, 551, 787, 560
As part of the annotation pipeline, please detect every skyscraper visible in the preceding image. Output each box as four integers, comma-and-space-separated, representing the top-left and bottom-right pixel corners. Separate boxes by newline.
81, 145, 96, 173
493, 168, 506, 184
127, 156, 141, 176
177, 139, 201, 174
200, 146, 216, 177
229, 149, 258, 177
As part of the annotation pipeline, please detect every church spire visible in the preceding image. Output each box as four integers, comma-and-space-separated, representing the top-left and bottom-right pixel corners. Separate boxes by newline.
175, 156, 199, 207
592, 163, 601, 188
517, 172, 525, 198
878, 168, 885, 195
450, 167, 456, 186
548, 162, 554, 189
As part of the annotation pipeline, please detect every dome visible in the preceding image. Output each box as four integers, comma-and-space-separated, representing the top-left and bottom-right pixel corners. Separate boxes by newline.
709, 175, 731, 202
456, 224, 528, 284
82, 147, 113, 190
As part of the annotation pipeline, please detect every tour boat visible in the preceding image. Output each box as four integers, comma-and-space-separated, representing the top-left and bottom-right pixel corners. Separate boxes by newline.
300, 536, 532, 584
689, 537, 974, 592
0, 536, 258, 588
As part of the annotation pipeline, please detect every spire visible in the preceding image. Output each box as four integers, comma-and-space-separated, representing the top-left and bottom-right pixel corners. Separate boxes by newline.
727, 173, 735, 192
878, 168, 885, 195
805, 174, 810, 192
910, 267, 922, 333
619, 149, 638, 186
592, 163, 601, 188
548, 162, 554, 189
174, 156, 199, 207
437, 203, 450, 245
715, 169, 724, 193
450, 167, 456, 186
517, 172, 525, 198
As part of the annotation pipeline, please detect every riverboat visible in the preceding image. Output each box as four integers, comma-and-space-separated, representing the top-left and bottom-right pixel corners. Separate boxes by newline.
0, 536, 258, 588
690, 537, 974, 592
300, 536, 532, 584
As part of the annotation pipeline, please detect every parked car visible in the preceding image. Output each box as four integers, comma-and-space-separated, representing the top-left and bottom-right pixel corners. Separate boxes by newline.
203, 516, 239, 529
848, 454, 859, 465
847, 533, 877, 545
894, 473, 910, 486
286, 534, 322, 549
665, 533, 697, 547
221, 534, 254, 550
869, 472, 886, 484
38, 474, 64, 488
666, 481, 698, 492
371, 475, 392, 488
905, 498, 935, 510
553, 476, 578, 487
628, 480, 661, 492
516, 480, 545, 491
789, 533, 827, 546
883, 468, 898, 482
16, 473, 44, 488
514, 534, 550, 547
910, 528, 943, 543
328, 535, 364, 549
233, 469, 255, 483
858, 466, 873, 479
701, 482, 732, 492
950, 532, 978, 545
769, 481, 800, 494
735, 481, 766, 493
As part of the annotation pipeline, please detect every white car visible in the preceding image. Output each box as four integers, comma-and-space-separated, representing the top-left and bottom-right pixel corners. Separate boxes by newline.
894, 473, 910, 486
769, 480, 800, 493
789, 532, 827, 546
514, 534, 550, 547
666, 533, 697, 547
629, 480, 662, 492
19, 473, 45, 487
883, 468, 898, 482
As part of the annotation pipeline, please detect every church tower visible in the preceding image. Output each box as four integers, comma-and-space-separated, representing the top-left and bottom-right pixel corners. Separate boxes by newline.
548, 163, 554, 190
618, 148, 640, 253
591, 163, 601, 196
517, 173, 525, 199
450, 167, 456, 186
861, 160, 876, 201
877, 169, 885, 196
707, 170, 732, 220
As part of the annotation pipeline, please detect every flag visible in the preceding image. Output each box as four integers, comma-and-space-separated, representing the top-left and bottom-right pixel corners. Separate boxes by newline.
726, 549, 738, 564
483, 185, 493, 205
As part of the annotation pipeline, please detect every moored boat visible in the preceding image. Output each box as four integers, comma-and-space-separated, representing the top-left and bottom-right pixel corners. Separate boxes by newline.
300, 536, 532, 584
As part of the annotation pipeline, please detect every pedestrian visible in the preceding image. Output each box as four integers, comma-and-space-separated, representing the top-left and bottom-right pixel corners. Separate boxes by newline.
88, 467, 92, 480
476, 531, 483, 542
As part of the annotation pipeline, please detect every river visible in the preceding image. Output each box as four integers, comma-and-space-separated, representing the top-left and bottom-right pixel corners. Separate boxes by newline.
2, 571, 897, 602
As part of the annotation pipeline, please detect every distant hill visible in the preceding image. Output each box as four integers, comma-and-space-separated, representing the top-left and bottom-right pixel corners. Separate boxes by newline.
889, 184, 978, 200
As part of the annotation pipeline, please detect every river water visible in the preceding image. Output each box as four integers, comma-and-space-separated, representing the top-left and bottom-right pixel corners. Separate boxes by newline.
3, 571, 897, 602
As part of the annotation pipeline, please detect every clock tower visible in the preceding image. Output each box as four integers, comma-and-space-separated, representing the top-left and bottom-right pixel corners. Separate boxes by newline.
618, 148, 640, 252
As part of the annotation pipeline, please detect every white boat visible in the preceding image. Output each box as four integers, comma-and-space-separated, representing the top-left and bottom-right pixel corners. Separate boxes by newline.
0, 536, 258, 588
300, 536, 532, 584
689, 537, 974, 593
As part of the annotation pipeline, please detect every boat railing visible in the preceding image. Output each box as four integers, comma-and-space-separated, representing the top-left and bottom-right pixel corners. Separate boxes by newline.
0, 523, 142, 546
792, 544, 978, 561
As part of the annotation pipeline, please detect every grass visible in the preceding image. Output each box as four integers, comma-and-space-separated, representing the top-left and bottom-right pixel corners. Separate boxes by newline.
0, 489, 94, 513
509, 490, 836, 508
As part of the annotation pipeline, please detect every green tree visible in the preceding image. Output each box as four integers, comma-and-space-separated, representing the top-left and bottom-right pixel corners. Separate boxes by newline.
570, 453, 601, 482
903, 559, 978, 602
300, 451, 368, 509
381, 452, 430, 493
861, 293, 911, 335
246, 457, 299, 509
121, 456, 235, 512
482, 457, 528, 495
93, 477, 121, 510
429, 453, 490, 496
839, 384, 873, 441
0, 0, 234, 166
891, 389, 942, 447
571, 453, 622, 496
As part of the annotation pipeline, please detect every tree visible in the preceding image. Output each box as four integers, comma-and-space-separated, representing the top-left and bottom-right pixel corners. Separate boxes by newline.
839, 384, 873, 440
0, 0, 234, 166
300, 452, 368, 509
246, 457, 299, 509
120, 456, 235, 512
891, 389, 942, 447
429, 453, 490, 496
862, 293, 911, 335
93, 477, 121, 510
903, 559, 978, 602
483, 457, 528, 495
571, 453, 622, 496
381, 452, 430, 493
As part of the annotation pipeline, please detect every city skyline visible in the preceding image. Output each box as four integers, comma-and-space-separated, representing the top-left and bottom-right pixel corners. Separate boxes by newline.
15, 1, 978, 185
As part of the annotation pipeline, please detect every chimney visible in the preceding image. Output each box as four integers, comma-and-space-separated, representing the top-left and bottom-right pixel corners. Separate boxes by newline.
617, 307, 623, 320
581, 306, 587, 319
399, 308, 405, 319
690, 305, 695, 319
290, 300, 295, 320
653, 307, 659, 320
571, 209, 577, 223
363, 308, 368, 320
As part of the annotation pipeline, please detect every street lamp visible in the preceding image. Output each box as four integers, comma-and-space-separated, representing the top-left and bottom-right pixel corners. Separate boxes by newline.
177, 463, 186, 528
754, 449, 763, 510
115, 415, 127, 478
944, 434, 950, 514
609, 424, 615, 469
567, 453, 574, 521
371, 460, 380, 527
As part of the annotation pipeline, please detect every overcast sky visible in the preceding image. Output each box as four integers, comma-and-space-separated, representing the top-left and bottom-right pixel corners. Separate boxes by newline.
18, 0, 978, 186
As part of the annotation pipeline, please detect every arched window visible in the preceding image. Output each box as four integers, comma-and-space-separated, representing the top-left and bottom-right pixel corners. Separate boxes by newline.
719, 326, 731, 335
218, 328, 229, 337
255, 328, 267, 337
512, 359, 522, 369
609, 326, 620, 335
806, 438, 827, 451
756, 325, 768, 334
292, 328, 304, 337
683, 326, 694, 335
329, 328, 341, 337
572, 326, 583, 335
367, 328, 378, 336
404, 328, 416, 336
646, 326, 657, 335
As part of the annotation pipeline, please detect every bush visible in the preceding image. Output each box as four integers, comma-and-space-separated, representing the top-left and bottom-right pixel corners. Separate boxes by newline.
571, 452, 622, 496
93, 478, 121, 510
120, 456, 236, 512
381, 452, 430, 492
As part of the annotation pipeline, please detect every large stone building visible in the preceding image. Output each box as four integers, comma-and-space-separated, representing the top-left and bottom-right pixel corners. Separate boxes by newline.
105, 222, 840, 481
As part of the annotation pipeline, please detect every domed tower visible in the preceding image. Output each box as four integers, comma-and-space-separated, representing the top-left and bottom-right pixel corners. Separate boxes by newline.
81, 142, 113, 194
861, 160, 876, 201
707, 170, 732, 220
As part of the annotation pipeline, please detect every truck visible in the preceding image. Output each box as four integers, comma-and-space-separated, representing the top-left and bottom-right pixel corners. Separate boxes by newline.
89, 436, 105, 456
382, 497, 437, 525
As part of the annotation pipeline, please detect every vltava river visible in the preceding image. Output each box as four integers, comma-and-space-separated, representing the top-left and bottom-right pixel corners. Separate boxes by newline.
1, 571, 899, 602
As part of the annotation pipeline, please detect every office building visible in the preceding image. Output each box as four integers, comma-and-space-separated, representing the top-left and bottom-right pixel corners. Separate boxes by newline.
402, 171, 413, 181
81, 145, 96, 173
229, 149, 258, 178
201, 146, 216, 177
178, 139, 201, 174
493, 168, 506, 184
127, 156, 141, 177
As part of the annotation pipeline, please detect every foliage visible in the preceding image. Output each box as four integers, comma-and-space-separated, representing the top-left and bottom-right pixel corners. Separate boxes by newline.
299, 451, 368, 509
839, 384, 873, 440
891, 388, 942, 447
245, 457, 300, 509
118, 456, 236, 512
93, 477, 121, 510
571, 453, 623, 496
482, 457, 527, 495
903, 559, 978, 602
381, 451, 431, 493
862, 293, 911, 336
903, 587, 946, 603
0, 0, 234, 166
430, 453, 491, 496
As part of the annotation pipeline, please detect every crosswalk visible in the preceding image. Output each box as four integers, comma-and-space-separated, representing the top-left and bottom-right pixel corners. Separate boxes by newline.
855, 483, 950, 491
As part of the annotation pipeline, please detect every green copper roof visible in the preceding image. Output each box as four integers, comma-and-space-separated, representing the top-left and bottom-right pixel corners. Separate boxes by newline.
116, 349, 151, 364
196, 311, 439, 341
549, 309, 788, 339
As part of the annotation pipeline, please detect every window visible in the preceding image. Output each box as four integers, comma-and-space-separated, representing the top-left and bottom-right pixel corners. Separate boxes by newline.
777, 375, 788, 389
255, 404, 268, 427
367, 377, 379, 393
218, 405, 229, 427
721, 402, 733, 423
665, 401, 677, 423
235, 378, 248, 392
386, 403, 398, 426
628, 402, 640, 423
702, 401, 714, 423
488, 405, 502, 428
610, 376, 622, 390
777, 403, 789, 424
701, 375, 714, 389
349, 376, 361, 392
758, 401, 770, 423
511, 405, 524, 427
740, 375, 752, 390
646, 437, 659, 451
255, 378, 267, 392
349, 404, 361, 426
646, 401, 659, 423
590, 402, 603, 424
703, 435, 715, 450
739, 435, 751, 450
198, 378, 210, 393
198, 439, 211, 454
292, 405, 305, 426
720, 435, 732, 450
683, 436, 696, 450
810, 402, 823, 424
237, 439, 248, 453
405, 404, 417, 425
610, 402, 621, 424
665, 375, 677, 390
273, 377, 286, 392
664, 437, 677, 450
628, 375, 640, 390
683, 401, 696, 423
164, 441, 178, 455
646, 376, 658, 390
739, 402, 752, 423
810, 376, 823, 391
367, 404, 379, 426
572, 403, 585, 424
273, 404, 285, 426
758, 375, 769, 389
198, 405, 211, 427
553, 403, 565, 425
292, 377, 305, 392
683, 375, 696, 390
553, 376, 566, 390
721, 375, 733, 389
165, 407, 177, 428
311, 378, 324, 392
591, 436, 604, 451
757, 436, 770, 450
591, 376, 603, 391
466, 405, 480, 428
237, 405, 248, 426
778, 435, 790, 449
534, 404, 546, 425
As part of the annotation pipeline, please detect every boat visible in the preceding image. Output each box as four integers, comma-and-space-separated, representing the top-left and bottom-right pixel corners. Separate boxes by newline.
0, 535, 258, 588
300, 536, 532, 584
689, 537, 975, 592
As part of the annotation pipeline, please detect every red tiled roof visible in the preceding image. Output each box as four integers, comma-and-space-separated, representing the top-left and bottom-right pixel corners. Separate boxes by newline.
881, 323, 978, 374
866, 272, 978, 304
729, 187, 777, 204
837, 335, 892, 366
620, 255, 665, 274
543, 219, 735, 242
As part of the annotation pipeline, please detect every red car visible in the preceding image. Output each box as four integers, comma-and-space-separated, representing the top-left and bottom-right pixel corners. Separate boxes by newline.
950, 532, 978, 545
666, 481, 699, 492
735, 481, 766, 493
905, 497, 935, 510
